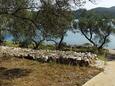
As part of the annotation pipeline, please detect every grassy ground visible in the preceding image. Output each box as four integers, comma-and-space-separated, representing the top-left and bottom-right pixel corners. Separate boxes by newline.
0, 56, 101, 86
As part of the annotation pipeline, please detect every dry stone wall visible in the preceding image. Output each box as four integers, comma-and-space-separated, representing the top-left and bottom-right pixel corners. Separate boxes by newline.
0, 46, 98, 66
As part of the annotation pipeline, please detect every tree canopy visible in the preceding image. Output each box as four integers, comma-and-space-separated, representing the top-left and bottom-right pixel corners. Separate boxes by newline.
73, 10, 115, 49
2, 0, 113, 50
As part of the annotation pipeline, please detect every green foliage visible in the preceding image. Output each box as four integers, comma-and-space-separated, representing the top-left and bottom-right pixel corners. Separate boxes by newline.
0, 0, 103, 51
39, 44, 55, 50
3, 41, 13, 46
38, 1, 74, 38
73, 10, 115, 49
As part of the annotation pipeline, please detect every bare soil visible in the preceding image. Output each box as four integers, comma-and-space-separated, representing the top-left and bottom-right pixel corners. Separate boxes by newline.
0, 56, 101, 86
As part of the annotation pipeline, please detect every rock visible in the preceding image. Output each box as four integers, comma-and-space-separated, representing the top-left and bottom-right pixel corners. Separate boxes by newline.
0, 46, 98, 66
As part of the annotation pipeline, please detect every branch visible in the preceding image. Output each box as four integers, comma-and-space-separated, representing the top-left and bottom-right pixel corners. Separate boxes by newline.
80, 28, 97, 47
11, 14, 38, 29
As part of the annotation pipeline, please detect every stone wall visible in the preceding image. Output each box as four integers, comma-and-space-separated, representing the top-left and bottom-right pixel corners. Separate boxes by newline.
0, 46, 98, 66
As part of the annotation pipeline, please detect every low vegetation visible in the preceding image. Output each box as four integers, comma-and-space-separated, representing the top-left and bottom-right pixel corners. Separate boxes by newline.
0, 56, 102, 86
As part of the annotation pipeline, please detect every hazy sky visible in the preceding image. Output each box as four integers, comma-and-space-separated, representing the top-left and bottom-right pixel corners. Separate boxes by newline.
84, 0, 115, 10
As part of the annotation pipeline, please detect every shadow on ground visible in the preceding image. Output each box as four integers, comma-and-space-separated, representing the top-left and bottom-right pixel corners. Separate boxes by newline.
0, 67, 31, 79
0, 67, 31, 86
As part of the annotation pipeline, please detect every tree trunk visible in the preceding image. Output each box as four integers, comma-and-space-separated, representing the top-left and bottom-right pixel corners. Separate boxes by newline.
0, 39, 3, 45
80, 28, 97, 47
32, 39, 44, 49
57, 34, 64, 50
98, 34, 110, 50
33, 43, 40, 49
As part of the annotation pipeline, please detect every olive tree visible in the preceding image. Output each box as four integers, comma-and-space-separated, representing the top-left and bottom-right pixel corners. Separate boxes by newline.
73, 11, 115, 49
0, 0, 95, 48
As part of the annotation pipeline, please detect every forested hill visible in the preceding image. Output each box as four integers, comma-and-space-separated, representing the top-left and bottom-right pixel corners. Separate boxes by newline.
75, 6, 115, 18
90, 6, 115, 17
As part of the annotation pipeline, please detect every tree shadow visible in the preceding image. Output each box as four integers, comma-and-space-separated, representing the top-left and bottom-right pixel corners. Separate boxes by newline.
0, 67, 31, 80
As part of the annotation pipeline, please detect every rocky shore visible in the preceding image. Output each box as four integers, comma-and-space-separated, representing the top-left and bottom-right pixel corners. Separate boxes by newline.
0, 46, 102, 66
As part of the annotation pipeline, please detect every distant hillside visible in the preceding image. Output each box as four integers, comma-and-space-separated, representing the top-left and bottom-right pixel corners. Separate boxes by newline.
91, 6, 115, 17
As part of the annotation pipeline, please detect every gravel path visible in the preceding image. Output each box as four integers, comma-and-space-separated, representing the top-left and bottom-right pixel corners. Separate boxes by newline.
83, 61, 115, 86
83, 49, 115, 86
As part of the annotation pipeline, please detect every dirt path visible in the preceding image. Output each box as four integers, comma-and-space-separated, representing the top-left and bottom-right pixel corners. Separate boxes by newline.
83, 49, 115, 86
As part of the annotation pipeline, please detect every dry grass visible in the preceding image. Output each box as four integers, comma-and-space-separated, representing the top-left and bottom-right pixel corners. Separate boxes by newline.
0, 56, 101, 86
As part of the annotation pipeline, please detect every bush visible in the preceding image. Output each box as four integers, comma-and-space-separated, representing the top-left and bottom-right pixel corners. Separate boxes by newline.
39, 44, 55, 50
3, 41, 14, 47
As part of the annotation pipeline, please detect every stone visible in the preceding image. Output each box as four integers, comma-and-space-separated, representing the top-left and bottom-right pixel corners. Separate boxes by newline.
0, 46, 98, 66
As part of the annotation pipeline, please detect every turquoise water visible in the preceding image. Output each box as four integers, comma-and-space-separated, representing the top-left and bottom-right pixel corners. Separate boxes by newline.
5, 31, 115, 49
64, 31, 115, 49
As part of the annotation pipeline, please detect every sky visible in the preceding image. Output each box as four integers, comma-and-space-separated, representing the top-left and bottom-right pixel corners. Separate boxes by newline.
82, 0, 115, 10
34, 0, 115, 10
